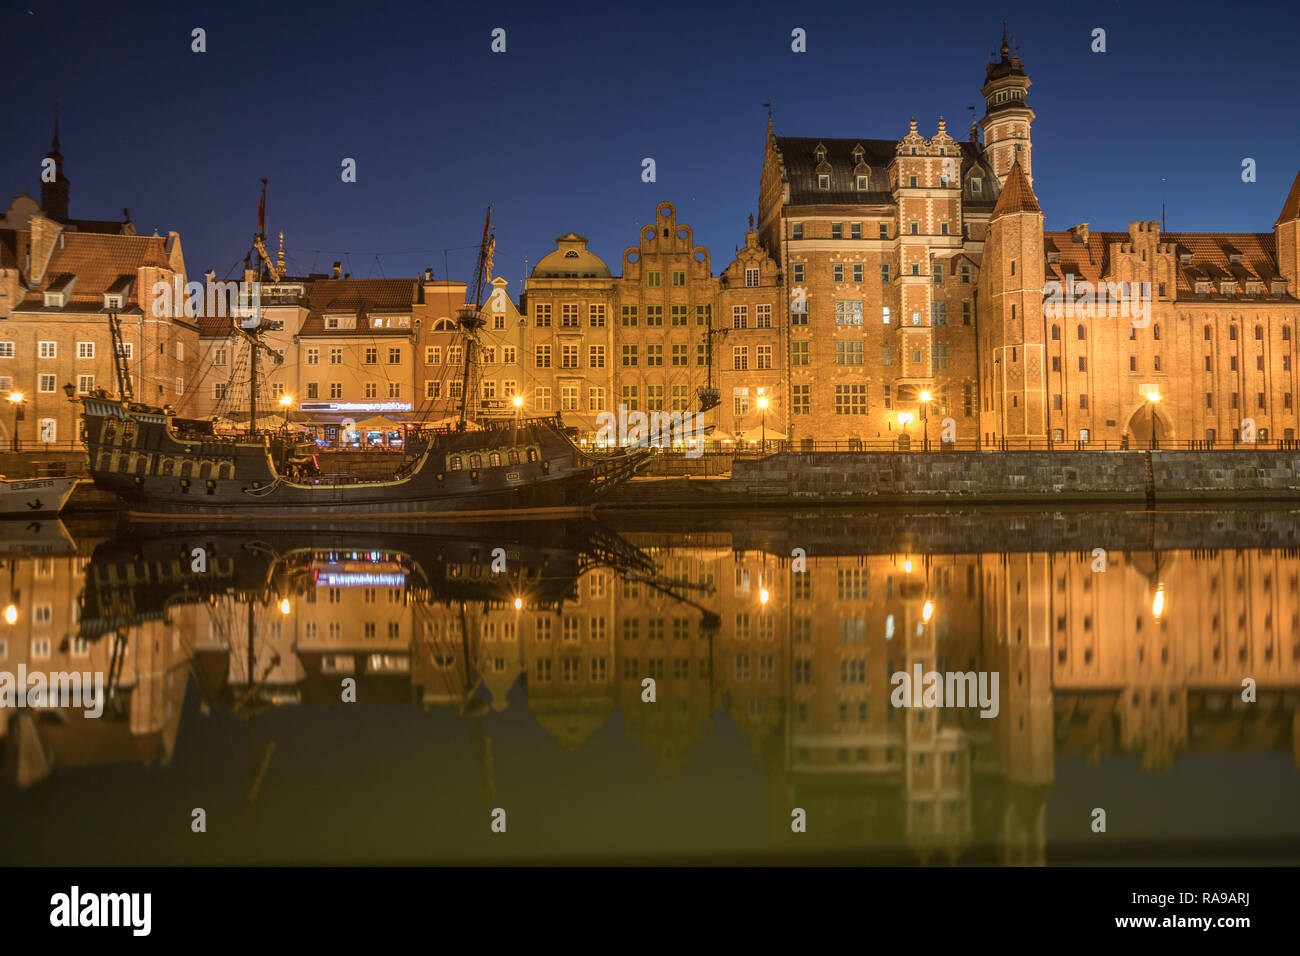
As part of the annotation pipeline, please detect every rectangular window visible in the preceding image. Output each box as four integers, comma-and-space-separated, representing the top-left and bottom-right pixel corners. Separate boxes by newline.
38, 341, 56, 359
851, 222, 862, 239
962, 301, 972, 325
671, 384, 688, 411
670, 305, 687, 326
307, 347, 320, 365
365, 347, 378, 365
671, 343, 687, 366
835, 300, 863, 325
307, 382, 318, 399
882, 346, 891, 366
535, 345, 551, 368
388, 382, 400, 398
933, 264, 943, 284
536, 386, 552, 411
933, 344, 949, 370
696, 304, 711, 326
756, 345, 772, 369
647, 271, 661, 287
732, 305, 748, 329
646, 384, 664, 411
621, 305, 638, 326
388, 347, 401, 364
792, 223, 803, 239
562, 384, 579, 411
744, 267, 759, 287
733, 388, 749, 416
0, 342, 12, 358
792, 384, 810, 415
621, 345, 638, 367
588, 345, 606, 368
39, 374, 55, 392
646, 344, 663, 366
792, 263, 804, 283
561, 303, 580, 328
931, 302, 947, 325
755, 304, 772, 328
671, 270, 686, 286
329, 348, 342, 365
881, 264, 890, 283
791, 341, 809, 366
621, 385, 638, 411
852, 263, 864, 283
589, 304, 606, 327
561, 344, 580, 369
77, 374, 94, 394
732, 346, 749, 370
425, 380, 440, 399
879, 223, 889, 239
834, 384, 868, 415
646, 305, 663, 326
589, 386, 606, 411
77, 341, 95, 359
831, 223, 843, 239
535, 303, 552, 326
330, 382, 342, 399
833, 263, 844, 282
696, 343, 707, 366
835, 341, 864, 366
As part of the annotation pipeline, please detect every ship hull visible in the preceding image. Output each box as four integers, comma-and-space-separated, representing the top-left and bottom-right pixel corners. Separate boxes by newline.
80, 397, 645, 523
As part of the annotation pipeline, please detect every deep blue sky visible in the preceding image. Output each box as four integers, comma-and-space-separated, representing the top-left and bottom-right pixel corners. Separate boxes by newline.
4, 0, 1298, 287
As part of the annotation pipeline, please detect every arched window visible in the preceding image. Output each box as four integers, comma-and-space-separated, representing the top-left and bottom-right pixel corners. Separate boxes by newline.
488, 452, 501, 467
470, 454, 482, 469
1153, 324, 1160, 340
180, 460, 193, 477
508, 449, 520, 464
1050, 324, 1059, 340
1076, 324, 1086, 340
161, 458, 174, 476
199, 462, 212, 478
449, 455, 462, 471
218, 462, 233, 479
526, 448, 539, 462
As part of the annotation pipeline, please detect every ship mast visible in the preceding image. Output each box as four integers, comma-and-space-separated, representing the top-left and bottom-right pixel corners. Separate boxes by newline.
457, 205, 494, 428
239, 179, 285, 434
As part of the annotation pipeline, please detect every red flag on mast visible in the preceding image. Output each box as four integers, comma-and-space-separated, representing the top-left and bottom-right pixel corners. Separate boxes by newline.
258, 178, 267, 236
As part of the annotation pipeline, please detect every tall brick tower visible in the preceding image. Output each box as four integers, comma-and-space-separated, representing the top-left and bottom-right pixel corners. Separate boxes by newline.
978, 161, 1046, 442
40, 111, 70, 223
1275, 169, 1300, 294
979, 24, 1034, 187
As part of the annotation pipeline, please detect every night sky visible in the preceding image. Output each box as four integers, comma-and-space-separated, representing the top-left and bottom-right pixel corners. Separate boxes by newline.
4, 0, 1298, 288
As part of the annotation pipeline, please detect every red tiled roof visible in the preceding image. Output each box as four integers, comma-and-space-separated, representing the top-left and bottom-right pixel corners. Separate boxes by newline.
16, 231, 171, 312
1043, 230, 1290, 301
1276, 169, 1300, 227
990, 161, 1040, 218
299, 278, 417, 336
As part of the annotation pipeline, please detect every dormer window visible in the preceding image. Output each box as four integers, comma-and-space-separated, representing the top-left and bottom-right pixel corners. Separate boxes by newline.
1180, 253, 1193, 266
857, 175, 869, 190
1228, 253, 1243, 265
744, 268, 759, 288
44, 291, 64, 308
1222, 281, 1236, 296
563, 250, 578, 258
1047, 251, 1060, 265
818, 174, 830, 190
325, 317, 340, 329
910, 147, 917, 156
103, 293, 123, 309
814, 146, 826, 162
970, 177, 982, 195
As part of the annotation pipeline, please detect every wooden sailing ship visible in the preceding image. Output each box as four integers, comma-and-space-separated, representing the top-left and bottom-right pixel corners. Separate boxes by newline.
79, 203, 647, 522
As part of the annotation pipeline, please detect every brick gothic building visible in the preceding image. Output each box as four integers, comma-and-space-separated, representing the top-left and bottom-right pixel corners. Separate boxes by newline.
755, 29, 1300, 447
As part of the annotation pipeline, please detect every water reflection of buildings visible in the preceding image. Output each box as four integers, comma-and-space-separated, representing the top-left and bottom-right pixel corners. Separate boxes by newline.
4, 525, 1299, 862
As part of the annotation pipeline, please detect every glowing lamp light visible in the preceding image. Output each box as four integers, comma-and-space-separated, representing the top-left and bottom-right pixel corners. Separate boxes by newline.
279, 598, 291, 615
279, 394, 293, 408
897, 412, 914, 426
3, 604, 16, 625
922, 600, 934, 622
514, 597, 523, 610
919, 391, 933, 403
6, 392, 23, 404
512, 395, 524, 408
757, 395, 769, 411
1152, 587, 1165, 619
759, 587, 770, 605
902, 559, 913, 573
1146, 390, 1162, 404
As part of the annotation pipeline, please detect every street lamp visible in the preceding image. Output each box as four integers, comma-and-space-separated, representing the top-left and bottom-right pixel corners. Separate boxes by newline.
278, 393, 293, 430
1145, 389, 1162, 450
757, 393, 769, 452
919, 390, 933, 451
7, 392, 24, 453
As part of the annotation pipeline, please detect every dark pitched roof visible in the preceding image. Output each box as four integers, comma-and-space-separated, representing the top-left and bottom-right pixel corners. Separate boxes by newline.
772, 136, 999, 208
1275, 169, 1300, 227
990, 161, 1040, 218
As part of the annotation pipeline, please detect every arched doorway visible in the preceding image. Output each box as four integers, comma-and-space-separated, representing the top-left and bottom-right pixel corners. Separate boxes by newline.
1123, 402, 1175, 447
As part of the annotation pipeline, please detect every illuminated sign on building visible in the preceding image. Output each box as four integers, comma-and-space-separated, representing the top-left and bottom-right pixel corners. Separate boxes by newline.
298, 402, 413, 414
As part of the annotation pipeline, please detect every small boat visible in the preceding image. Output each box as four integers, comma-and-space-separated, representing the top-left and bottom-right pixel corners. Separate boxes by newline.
0, 475, 79, 517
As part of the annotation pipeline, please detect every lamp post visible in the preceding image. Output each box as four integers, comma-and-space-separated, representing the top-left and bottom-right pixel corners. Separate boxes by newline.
919, 390, 932, 451
1145, 389, 1162, 450
757, 393, 769, 452
279, 393, 293, 431
512, 392, 523, 428
7, 392, 24, 452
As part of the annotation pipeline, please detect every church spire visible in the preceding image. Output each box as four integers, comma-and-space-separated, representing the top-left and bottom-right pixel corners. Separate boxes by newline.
41, 104, 70, 222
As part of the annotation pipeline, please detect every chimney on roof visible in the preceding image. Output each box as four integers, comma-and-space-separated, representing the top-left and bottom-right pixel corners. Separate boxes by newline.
1069, 223, 1090, 244
424, 268, 432, 281
204, 269, 215, 283
332, 261, 342, 279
